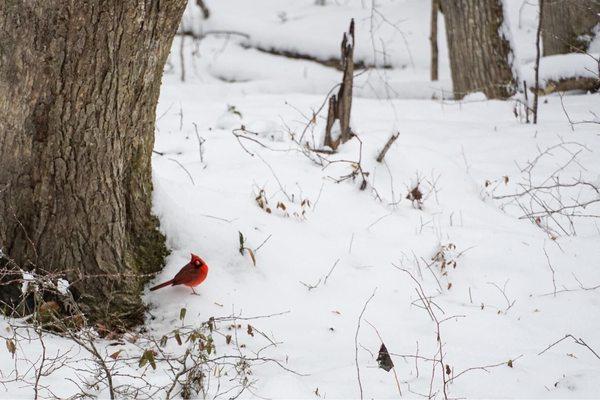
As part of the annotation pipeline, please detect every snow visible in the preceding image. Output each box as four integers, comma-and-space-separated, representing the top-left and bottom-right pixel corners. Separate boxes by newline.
521, 53, 600, 88
56, 279, 70, 295
181, 0, 442, 70
462, 91, 487, 101
2, 1, 600, 399
149, 84, 600, 399
499, 0, 522, 83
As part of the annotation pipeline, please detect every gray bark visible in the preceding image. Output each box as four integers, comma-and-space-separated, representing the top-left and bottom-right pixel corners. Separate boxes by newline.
324, 19, 354, 150
0, 0, 186, 329
441, 0, 516, 99
542, 0, 600, 56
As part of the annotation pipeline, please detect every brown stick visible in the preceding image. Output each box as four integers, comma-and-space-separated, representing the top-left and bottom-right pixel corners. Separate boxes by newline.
365, 320, 403, 397
539, 334, 600, 360
430, 0, 439, 81
355, 288, 377, 399
323, 95, 339, 149
338, 19, 355, 144
196, 0, 210, 19
376, 132, 400, 163
523, 80, 530, 123
533, 0, 544, 124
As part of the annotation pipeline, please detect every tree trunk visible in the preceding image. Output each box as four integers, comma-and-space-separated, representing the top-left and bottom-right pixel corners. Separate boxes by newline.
542, 0, 600, 56
533, 0, 544, 124
0, 1, 186, 329
430, 0, 439, 81
440, 0, 516, 99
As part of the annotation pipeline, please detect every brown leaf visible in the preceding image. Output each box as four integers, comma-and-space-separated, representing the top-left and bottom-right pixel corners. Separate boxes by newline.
247, 324, 254, 337
247, 248, 256, 266
238, 231, 245, 254
376, 343, 394, 372
146, 350, 157, 370
160, 335, 168, 347
6, 339, 16, 358
38, 301, 60, 316
109, 350, 122, 360
139, 350, 156, 369
507, 359, 513, 368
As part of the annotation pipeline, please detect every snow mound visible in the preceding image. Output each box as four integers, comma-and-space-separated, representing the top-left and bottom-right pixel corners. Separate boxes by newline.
521, 53, 600, 87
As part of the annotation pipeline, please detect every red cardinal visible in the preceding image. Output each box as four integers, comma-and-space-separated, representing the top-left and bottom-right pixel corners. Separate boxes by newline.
150, 253, 209, 294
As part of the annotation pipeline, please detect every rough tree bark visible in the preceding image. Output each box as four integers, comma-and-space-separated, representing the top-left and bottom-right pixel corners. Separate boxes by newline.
324, 19, 354, 150
440, 0, 516, 99
0, 1, 186, 329
542, 0, 600, 56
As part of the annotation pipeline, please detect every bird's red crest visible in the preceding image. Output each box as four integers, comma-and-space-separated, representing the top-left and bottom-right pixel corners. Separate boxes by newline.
191, 253, 205, 266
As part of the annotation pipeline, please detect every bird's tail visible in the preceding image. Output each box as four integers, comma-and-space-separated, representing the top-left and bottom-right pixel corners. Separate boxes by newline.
149, 279, 174, 291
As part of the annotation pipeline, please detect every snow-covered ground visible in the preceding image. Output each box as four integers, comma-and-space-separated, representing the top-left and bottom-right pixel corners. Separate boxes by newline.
2, 1, 600, 399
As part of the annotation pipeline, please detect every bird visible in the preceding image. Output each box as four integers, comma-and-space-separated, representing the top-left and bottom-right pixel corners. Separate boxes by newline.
150, 253, 209, 295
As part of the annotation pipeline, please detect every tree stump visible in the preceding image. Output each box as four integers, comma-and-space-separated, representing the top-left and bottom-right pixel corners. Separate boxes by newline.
323, 19, 355, 150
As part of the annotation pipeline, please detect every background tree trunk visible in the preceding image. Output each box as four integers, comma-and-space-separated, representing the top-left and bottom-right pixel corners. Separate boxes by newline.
0, 0, 186, 329
542, 0, 600, 55
440, 0, 516, 99
430, 0, 439, 81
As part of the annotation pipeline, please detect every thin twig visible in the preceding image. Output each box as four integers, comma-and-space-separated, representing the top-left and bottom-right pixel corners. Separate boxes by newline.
355, 288, 377, 400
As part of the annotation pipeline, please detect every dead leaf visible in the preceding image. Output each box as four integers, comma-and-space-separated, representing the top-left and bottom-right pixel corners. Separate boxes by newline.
6, 339, 16, 358
247, 248, 256, 266
376, 343, 394, 372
